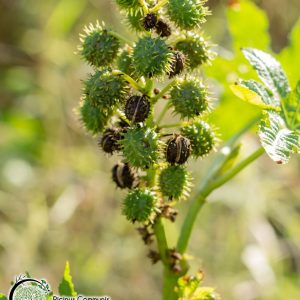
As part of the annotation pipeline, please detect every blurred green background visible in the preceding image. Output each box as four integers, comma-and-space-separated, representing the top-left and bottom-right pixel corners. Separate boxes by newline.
0, 0, 299, 299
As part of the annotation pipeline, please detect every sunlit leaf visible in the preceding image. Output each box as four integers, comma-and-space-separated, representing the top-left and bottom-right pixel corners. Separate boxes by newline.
284, 80, 300, 130
258, 112, 300, 164
230, 83, 280, 111
58, 261, 77, 297
240, 79, 278, 106
242, 48, 291, 99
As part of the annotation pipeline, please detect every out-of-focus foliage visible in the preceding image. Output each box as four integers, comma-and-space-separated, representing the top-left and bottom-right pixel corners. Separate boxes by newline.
0, 0, 299, 300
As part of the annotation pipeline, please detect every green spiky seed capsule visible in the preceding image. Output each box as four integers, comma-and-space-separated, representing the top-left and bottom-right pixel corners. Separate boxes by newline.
170, 79, 209, 119
167, 0, 208, 30
80, 100, 113, 134
126, 9, 144, 32
119, 126, 159, 168
117, 47, 136, 79
181, 120, 216, 158
83, 69, 128, 108
133, 36, 173, 77
116, 0, 140, 9
175, 33, 211, 69
122, 189, 156, 222
80, 23, 120, 67
159, 165, 191, 200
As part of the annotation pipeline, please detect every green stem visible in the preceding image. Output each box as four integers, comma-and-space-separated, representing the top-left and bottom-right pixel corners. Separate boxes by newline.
177, 146, 264, 254
108, 31, 133, 45
163, 268, 179, 300
156, 102, 171, 125
151, 0, 169, 13
159, 122, 185, 129
153, 218, 169, 266
112, 70, 145, 92
152, 79, 179, 103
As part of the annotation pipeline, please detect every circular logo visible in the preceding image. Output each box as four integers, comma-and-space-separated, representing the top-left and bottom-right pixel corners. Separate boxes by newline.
9, 276, 51, 300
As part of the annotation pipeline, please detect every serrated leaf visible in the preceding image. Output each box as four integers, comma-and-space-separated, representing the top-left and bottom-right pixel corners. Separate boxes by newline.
230, 83, 280, 111
284, 80, 300, 130
242, 48, 291, 99
258, 112, 300, 164
0, 293, 7, 300
240, 79, 279, 106
58, 261, 77, 296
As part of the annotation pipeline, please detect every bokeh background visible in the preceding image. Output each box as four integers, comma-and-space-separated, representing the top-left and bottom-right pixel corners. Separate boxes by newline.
0, 0, 299, 299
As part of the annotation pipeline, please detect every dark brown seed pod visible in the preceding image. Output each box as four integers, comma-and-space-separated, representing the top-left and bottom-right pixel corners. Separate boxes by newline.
112, 162, 138, 189
155, 20, 172, 37
143, 13, 158, 30
153, 88, 160, 95
166, 135, 191, 164
125, 95, 150, 123
99, 128, 121, 154
147, 250, 161, 264
168, 51, 185, 78
160, 204, 178, 222
137, 226, 154, 245
116, 118, 130, 129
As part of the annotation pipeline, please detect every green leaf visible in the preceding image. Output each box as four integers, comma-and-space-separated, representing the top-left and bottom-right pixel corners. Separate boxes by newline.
258, 112, 300, 164
284, 80, 300, 130
230, 83, 280, 111
0, 293, 7, 300
240, 79, 279, 106
58, 261, 77, 296
242, 48, 291, 99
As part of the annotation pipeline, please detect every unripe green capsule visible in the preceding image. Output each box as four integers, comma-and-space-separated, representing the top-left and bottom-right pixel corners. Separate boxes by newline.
119, 126, 160, 168
83, 69, 129, 108
170, 79, 209, 119
80, 22, 120, 67
117, 47, 136, 79
79, 100, 113, 134
167, 0, 208, 30
175, 33, 212, 69
116, 0, 140, 9
159, 165, 191, 200
181, 120, 216, 158
122, 189, 156, 222
133, 36, 173, 78
126, 9, 144, 32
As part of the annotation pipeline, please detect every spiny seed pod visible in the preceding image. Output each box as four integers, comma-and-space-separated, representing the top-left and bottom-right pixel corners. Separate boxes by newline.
125, 95, 150, 123
143, 13, 158, 30
79, 22, 120, 67
112, 162, 138, 189
117, 47, 136, 79
155, 20, 172, 37
166, 135, 191, 164
133, 36, 173, 77
159, 165, 191, 200
170, 79, 209, 119
175, 33, 212, 69
116, 0, 140, 9
181, 121, 216, 158
167, 0, 209, 30
99, 128, 121, 154
168, 51, 185, 78
79, 100, 113, 134
83, 69, 129, 108
122, 188, 156, 222
119, 126, 159, 168
126, 9, 144, 32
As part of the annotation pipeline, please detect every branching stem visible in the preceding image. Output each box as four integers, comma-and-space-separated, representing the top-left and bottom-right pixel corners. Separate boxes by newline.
151, 0, 169, 13
112, 70, 145, 92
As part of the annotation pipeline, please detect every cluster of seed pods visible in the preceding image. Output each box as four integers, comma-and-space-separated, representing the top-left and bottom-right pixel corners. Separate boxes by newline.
78, 0, 217, 265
